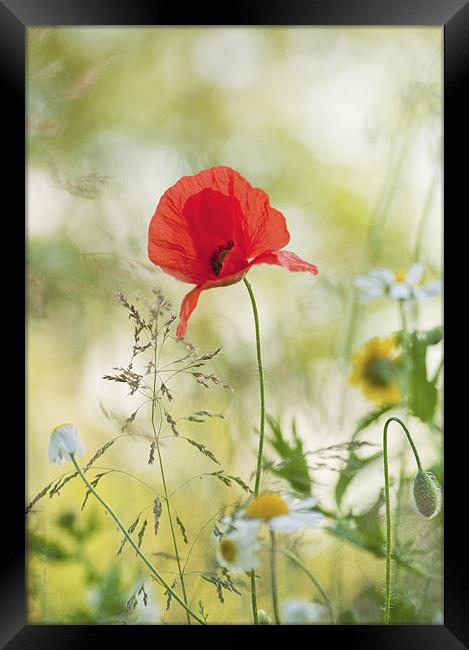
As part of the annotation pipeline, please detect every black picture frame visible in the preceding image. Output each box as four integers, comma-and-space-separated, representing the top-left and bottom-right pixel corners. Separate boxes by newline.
3, 0, 467, 647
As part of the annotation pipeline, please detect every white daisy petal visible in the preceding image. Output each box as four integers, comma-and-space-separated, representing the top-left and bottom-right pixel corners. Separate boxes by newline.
48, 424, 86, 464
289, 511, 324, 526
389, 283, 412, 300
354, 276, 385, 294
416, 280, 442, 298
282, 599, 327, 624
292, 496, 319, 510
358, 290, 384, 304
216, 520, 260, 572
269, 514, 304, 532
48, 432, 62, 464
406, 262, 424, 285
369, 268, 394, 284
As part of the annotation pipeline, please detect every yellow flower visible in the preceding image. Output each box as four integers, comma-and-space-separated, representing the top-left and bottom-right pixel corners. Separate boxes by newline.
350, 336, 401, 405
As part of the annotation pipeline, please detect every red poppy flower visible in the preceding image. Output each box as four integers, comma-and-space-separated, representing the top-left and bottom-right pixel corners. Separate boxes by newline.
148, 166, 318, 336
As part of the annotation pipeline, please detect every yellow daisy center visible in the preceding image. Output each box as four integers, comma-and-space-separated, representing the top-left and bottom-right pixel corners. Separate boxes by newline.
394, 271, 406, 283
246, 493, 289, 520
219, 538, 237, 562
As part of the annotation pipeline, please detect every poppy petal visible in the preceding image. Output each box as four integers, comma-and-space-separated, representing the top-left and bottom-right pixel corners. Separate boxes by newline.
149, 166, 293, 284
180, 166, 290, 258
176, 285, 205, 337
148, 205, 206, 284
249, 250, 318, 275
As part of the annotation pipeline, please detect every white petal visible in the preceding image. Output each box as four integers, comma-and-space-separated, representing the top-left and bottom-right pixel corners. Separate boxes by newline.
269, 515, 304, 532
215, 521, 260, 572
234, 548, 260, 571
416, 280, 442, 298
48, 423, 85, 464
73, 433, 86, 457
282, 599, 327, 624
406, 262, 424, 285
292, 496, 318, 510
289, 511, 324, 526
354, 276, 385, 293
59, 425, 80, 453
369, 268, 394, 284
232, 519, 261, 535
389, 283, 412, 300
358, 289, 383, 304
48, 432, 63, 464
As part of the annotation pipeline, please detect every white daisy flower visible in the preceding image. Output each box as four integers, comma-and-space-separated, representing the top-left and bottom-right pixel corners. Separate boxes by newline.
48, 423, 85, 464
215, 519, 260, 572
282, 598, 327, 624
242, 492, 324, 533
355, 263, 441, 303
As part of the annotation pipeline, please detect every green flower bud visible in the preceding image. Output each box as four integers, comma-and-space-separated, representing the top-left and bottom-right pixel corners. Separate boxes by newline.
257, 609, 271, 625
412, 471, 442, 519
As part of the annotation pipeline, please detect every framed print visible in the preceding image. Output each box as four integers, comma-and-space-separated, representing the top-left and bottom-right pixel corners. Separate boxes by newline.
1, 0, 467, 647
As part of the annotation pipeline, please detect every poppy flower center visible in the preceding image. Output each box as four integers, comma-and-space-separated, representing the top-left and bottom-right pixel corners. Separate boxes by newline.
210, 240, 234, 276
219, 538, 237, 562
246, 493, 290, 521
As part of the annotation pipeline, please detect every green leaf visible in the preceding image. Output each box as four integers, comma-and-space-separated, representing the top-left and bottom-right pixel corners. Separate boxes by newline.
266, 416, 311, 496
352, 404, 397, 441
335, 450, 382, 509
421, 326, 443, 346
334, 403, 391, 509
354, 489, 385, 553
407, 332, 438, 422
30, 532, 74, 560
329, 490, 386, 558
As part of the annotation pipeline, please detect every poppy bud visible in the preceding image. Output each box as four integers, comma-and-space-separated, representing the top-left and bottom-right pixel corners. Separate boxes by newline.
412, 471, 442, 519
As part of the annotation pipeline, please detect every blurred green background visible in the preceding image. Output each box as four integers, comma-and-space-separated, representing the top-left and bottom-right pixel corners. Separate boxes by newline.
27, 27, 442, 624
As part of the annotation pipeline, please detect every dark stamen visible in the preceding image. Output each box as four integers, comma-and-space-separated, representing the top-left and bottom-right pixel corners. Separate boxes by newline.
210, 240, 234, 276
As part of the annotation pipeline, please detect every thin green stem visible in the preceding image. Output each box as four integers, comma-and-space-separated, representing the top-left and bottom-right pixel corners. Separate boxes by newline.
382, 417, 422, 625
394, 299, 411, 587
243, 276, 266, 626
249, 571, 259, 625
280, 548, 335, 623
398, 298, 410, 381
270, 529, 281, 625
150, 339, 191, 625
70, 455, 205, 624
243, 277, 266, 496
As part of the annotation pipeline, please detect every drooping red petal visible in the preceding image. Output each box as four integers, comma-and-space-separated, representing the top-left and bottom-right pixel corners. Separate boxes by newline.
248, 250, 318, 275
176, 285, 205, 337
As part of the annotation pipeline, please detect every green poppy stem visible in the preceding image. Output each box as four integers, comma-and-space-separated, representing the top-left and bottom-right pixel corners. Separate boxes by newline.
382, 417, 422, 624
70, 455, 206, 624
243, 276, 266, 625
